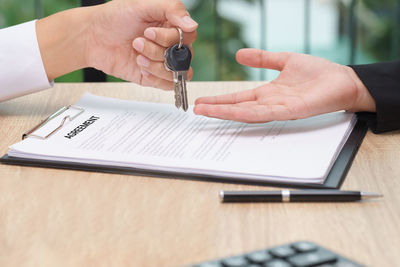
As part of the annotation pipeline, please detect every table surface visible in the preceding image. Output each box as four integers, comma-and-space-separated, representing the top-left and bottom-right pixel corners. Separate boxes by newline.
0, 82, 399, 266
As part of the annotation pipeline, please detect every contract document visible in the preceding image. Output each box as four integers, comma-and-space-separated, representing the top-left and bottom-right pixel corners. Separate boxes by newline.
5, 93, 357, 185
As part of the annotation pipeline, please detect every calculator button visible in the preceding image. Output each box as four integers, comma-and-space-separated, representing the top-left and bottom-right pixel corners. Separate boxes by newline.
269, 245, 296, 258
264, 259, 292, 267
246, 250, 272, 263
221, 255, 248, 267
185, 241, 363, 267
287, 250, 337, 267
291, 241, 318, 253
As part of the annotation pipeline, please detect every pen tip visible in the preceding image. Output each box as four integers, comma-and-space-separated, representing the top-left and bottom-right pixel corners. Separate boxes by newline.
361, 192, 383, 199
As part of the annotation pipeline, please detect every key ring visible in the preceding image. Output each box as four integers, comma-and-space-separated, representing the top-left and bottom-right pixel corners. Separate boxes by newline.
177, 27, 183, 49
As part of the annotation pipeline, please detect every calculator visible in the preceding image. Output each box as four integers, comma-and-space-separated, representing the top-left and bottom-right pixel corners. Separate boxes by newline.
184, 241, 363, 267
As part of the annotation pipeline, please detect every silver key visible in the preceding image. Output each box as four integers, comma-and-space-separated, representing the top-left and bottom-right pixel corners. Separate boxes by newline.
172, 72, 182, 109
177, 71, 188, 111
164, 28, 192, 111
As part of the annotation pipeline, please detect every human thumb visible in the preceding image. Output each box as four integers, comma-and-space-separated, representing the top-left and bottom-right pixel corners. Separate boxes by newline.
165, 1, 198, 32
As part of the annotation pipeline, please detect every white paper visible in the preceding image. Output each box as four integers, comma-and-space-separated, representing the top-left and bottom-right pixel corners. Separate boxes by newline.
8, 93, 356, 184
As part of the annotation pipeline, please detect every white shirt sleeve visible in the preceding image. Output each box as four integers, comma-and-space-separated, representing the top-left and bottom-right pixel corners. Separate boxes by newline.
0, 20, 53, 102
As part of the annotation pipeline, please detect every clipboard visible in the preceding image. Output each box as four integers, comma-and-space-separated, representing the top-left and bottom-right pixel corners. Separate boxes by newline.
0, 105, 368, 189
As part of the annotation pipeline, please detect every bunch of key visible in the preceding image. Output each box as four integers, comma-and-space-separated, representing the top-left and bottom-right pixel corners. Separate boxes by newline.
164, 28, 192, 112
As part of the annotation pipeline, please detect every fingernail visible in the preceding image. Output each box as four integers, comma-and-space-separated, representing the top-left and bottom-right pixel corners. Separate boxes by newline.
144, 29, 156, 41
137, 55, 150, 67
141, 70, 150, 77
132, 38, 144, 52
182, 16, 198, 27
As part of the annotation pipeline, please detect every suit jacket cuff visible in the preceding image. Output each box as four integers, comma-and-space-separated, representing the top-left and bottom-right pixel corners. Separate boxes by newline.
350, 62, 400, 133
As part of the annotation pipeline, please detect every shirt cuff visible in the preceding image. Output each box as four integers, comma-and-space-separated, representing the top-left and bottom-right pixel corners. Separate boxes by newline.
0, 20, 53, 102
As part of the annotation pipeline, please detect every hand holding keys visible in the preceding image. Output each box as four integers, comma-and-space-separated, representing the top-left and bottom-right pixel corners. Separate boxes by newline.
164, 27, 192, 111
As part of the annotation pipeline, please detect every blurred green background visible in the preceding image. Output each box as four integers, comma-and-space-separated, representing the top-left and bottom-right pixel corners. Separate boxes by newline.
0, 0, 399, 82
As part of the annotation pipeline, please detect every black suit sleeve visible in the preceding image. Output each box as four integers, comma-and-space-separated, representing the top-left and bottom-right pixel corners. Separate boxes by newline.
349, 61, 400, 133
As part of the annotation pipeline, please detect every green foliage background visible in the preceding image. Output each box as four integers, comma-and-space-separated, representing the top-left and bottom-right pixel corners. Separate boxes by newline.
188, 0, 254, 81
361, 0, 400, 61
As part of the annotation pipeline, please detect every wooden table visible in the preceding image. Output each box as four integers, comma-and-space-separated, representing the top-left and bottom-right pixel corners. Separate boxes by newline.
0, 82, 399, 266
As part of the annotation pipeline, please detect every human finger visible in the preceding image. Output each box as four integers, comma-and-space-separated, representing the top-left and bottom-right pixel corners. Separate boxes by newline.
194, 89, 257, 105
193, 103, 292, 123
136, 55, 193, 81
144, 27, 197, 48
140, 70, 174, 91
164, 1, 198, 32
133, 37, 165, 61
236, 48, 290, 71
133, 37, 194, 62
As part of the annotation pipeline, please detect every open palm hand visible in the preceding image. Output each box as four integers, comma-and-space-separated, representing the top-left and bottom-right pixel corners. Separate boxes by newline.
194, 49, 375, 123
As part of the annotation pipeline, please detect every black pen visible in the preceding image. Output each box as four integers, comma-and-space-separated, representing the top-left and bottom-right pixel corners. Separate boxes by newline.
219, 190, 383, 203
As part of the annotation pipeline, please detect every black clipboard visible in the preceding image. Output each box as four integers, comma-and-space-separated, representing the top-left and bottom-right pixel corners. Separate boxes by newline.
0, 106, 368, 189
